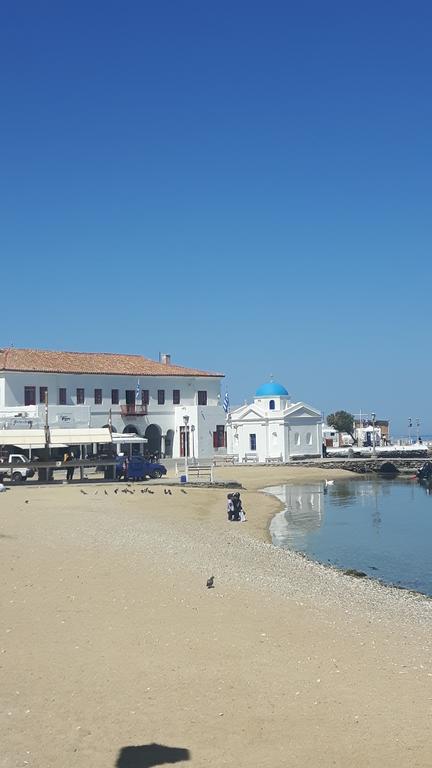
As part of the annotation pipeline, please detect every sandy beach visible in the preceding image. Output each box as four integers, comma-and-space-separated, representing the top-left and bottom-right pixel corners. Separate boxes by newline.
1, 465, 432, 768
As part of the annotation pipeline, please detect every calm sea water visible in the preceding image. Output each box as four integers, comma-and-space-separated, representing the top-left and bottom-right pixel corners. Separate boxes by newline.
267, 478, 432, 595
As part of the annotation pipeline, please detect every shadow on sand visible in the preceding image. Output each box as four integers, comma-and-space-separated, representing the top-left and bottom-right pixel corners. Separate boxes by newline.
116, 743, 190, 767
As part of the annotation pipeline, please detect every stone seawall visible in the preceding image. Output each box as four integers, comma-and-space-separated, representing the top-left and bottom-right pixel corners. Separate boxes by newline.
291, 458, 426, 474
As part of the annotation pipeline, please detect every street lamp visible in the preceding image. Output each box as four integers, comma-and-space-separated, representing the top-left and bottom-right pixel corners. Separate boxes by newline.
190, 424, 195, 461
408, 417, 412, 445
371, 412, 376, 457
416, 418, 420, 443
183, 415, 189, 479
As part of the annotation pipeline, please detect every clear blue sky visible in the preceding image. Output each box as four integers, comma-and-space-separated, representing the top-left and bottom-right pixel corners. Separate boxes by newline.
1, 1, 431, 436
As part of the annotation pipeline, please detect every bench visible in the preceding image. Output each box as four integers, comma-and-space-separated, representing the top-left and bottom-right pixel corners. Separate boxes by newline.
186, 464, 214, 482
212, 454, 239, 466
243, 453, 259, 464
265, 455, 283, 464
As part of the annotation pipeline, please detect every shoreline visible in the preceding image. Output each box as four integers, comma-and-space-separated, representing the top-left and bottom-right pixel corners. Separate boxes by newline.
261, 478, 432, 601
2, 465, 432, 767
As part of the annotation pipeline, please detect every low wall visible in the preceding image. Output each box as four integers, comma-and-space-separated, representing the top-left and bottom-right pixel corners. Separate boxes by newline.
292, 457, 426, 474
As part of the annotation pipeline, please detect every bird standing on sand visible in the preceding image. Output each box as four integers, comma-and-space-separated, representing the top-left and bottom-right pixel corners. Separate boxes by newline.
114, 488, 119, 494
80, 490, 87, 495
181, 489, 187, 494
206, 576, 215, 589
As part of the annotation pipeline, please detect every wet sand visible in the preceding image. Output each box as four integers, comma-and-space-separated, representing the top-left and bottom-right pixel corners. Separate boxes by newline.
1, 466, 432, 767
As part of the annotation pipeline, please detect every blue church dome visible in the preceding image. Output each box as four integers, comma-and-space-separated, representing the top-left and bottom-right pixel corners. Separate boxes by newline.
255, 381, 289, 397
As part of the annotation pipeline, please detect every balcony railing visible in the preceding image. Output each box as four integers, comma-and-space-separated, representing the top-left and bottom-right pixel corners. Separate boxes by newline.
120, 404, 148, 417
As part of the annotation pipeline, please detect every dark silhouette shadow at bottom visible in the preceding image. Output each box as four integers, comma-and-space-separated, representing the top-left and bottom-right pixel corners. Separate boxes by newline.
116, 743, 190, 767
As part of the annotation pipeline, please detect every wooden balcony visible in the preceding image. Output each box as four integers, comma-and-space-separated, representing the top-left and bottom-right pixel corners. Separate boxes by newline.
120, 404, 147, 417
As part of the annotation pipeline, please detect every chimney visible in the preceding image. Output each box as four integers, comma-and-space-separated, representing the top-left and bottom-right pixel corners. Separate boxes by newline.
159, 353, 171, 365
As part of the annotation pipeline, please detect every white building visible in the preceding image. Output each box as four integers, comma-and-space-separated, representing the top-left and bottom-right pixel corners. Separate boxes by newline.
226, 380, 322, 462
0, 348, 226, 460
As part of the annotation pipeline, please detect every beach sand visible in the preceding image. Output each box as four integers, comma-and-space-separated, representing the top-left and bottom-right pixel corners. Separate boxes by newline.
1, 466, 432, 767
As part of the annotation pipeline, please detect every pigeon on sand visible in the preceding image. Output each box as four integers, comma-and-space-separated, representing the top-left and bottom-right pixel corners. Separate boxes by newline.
206, 576, 215, 589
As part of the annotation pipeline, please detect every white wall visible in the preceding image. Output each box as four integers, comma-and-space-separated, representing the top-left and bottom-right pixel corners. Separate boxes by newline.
227, 410, 322, 462
2, 370, 225, 459
233, 421, 267, 462
286, 419, 322, 458
3, 371, 221, 408
173, 405, 226, 460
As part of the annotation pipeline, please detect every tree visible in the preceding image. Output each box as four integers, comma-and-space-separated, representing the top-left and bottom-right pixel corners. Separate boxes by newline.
327, 410, 356, 444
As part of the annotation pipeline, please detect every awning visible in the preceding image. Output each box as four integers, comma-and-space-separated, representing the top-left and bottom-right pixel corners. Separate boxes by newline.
49, 428, 112, 445
0, 427, 113, 448
0, 429, 46, 447
112, 435, 148, 444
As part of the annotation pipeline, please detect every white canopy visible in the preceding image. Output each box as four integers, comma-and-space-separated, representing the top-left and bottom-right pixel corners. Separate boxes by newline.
49, 428, 112, 446
0, 429, 46, 447
112, 434, 148, 444
0, 427, 113, 448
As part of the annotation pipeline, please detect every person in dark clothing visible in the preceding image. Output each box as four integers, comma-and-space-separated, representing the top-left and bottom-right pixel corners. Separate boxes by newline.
64, 450, 75, 482
231, 492, 246, 521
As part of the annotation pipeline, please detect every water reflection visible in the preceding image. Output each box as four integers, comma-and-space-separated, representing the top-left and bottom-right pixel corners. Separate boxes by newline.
266, 478, 432, 595
267, 483, 324, 547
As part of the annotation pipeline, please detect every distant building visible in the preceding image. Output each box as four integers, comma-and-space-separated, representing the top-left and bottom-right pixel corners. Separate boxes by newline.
323, 416, 390, 448
354, 417, 390, 446
227, 380, 322, 462
0, 347, 226, 459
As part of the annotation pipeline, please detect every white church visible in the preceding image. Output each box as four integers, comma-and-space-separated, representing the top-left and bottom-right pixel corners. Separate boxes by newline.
226, 380, 322, 462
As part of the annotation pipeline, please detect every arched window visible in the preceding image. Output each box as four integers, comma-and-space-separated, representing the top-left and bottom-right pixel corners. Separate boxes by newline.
123, 424, 139, 434
269, 400, 275, 410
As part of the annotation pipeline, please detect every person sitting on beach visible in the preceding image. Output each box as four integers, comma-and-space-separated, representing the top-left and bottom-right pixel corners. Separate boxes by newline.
232, 492, 246, 522
227, 493, 235, 521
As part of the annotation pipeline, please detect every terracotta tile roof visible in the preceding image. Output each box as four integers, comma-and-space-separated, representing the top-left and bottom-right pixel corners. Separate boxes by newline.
0, 348, 223, 378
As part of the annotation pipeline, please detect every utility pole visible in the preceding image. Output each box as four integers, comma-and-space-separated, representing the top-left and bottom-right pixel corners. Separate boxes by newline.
44, 389, 50, 449
183, 415, 189, 480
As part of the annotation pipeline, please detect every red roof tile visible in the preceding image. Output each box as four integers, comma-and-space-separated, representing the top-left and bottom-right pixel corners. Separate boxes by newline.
0, 348, 223, 378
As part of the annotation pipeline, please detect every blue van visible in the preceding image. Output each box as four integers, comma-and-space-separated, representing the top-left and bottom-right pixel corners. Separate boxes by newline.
115, 455, 167, 481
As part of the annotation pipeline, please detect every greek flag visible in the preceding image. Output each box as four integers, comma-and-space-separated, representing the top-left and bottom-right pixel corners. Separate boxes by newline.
136, 379, 141, 401
223, 391, 230, 413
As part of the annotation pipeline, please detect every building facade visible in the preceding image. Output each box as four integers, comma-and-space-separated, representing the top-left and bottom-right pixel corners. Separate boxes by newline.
0, 348, 226, 459
226, 381, 322, 462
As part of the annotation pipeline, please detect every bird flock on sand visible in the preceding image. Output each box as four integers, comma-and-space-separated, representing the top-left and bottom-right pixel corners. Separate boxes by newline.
78, 485, 183, 496
78, 484, 214, 591
21, 484, 217, 590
